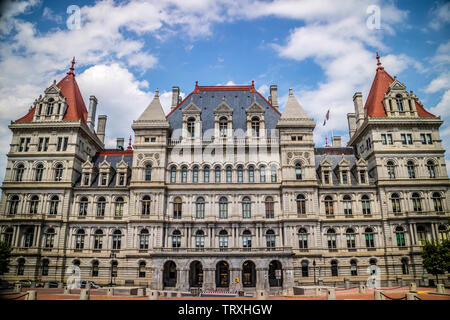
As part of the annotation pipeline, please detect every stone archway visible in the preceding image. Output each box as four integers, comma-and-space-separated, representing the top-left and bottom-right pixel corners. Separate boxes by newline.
215, 261, 230, 288
163, 260, 177, 288
269, 260, 283, 287
189, 260, 203, 288
242, 260, 256, 287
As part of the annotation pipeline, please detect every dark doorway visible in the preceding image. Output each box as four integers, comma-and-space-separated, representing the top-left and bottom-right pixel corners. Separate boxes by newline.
163, 261, 177, 288
242, 260, 256, 287
269, 260, 283, 287
216, 261, 230, 287
189, 261, 203, 287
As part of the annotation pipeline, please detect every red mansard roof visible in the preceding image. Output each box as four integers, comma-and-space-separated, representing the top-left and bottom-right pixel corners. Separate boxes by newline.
364, 53, 435, 118
16, 57, 88, 123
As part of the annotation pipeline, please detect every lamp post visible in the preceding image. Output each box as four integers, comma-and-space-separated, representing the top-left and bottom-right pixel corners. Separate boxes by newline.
109, 252, 116, 287
313, 259, 316, 286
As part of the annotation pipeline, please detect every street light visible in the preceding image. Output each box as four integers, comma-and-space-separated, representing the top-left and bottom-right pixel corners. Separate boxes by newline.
109, 252, 116, 287
313, 259, 316, 286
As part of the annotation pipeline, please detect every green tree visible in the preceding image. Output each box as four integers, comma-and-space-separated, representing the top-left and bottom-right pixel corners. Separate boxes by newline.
0, 241, 12, 275
421, 239, 450, 285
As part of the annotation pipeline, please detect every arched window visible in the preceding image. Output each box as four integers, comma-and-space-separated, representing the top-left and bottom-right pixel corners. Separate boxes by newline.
142, 195, 151, 215
242, 196, 251, 218
219, 230, 228, 249
219, 117, 228, 137
407, 161, 416, 179
296, 194, 306, 215
44, 228, 55, 248
170, 166, 177, 183
139, 229, 149, 250
35, 163, 44, 182
331, 260, 338, 276
215, 166, 221, 183
94, 229, 103, 249
16, 163, 25, 181
251, 117, 260, 137
265, 196, 274, 219
203, 166, 210, 183
139, 261, 146, 278
396, 94, 404, 112
327, 229, 336, 249
427, 160, 436, 178
324, 196, 334, 215
260, 166, 266, 182
29, 195, 39, 214
79, 197, 88, 216
242, 230, 252, 248
271, 165, 277, 182
387, 161, 396, 179
346, 228, 356, 248
219, 197, 228, 219
365, 227, 375, 248
111, 261, 118, 278
391, 193, 401, 213
17, 258, 25, 275
237, 165, 243, 183
266, 230, 275, 248
432, 192, 443, 212
172, 230, 181, 248
24, 227, 34, 248
49, 195, 59, 215
181, 166, 188, 183
401, 258, 409, 275
91, 261, 99, 277
9, 195, 19, 215
395, 226, 406, 247
248, 166, 254, 183
195, 230, 205, 248
187, 117, 195, 137
361, 195, 371, 215
411, 193, 422, 212
298, 228, 308, 249
54, 163, 63, 181
301, 260, 309, 277
295, 163, 302, 180
226, 166, 232, 183
114, 197, 124, 217
145, 164, 152, 181
75, 229, 85, 249
196, 197, 205, 219
438, 225, 448, 241
112, 230, 122, 250
192, 166, 199, 183
41, 259, 49, 276
173, 197, 182, 219
350, 260, 358, 276
343, 195, 352, 215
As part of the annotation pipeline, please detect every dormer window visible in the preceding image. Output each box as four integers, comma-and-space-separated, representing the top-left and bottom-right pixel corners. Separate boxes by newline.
118, 173, 125, 185
323, 170, 330, 184
251, 117, 260, 137
47, 99, 54, 115
396, 94, 403, 112
342, 170, 349, 184
83, 174, 90, 186
359, 170, 366, 184
187, 117, 195, 137
101, 173, 107, 186
219, 117, 228, 137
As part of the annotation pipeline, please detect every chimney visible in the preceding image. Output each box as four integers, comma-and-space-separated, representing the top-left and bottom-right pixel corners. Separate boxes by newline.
347, 113, 357, 138
87, 95, 97, 132
353, 92, 364, 128
116, 138, 124, 150
97, 115, 107, 143
171, 86, 180, 110
269, 85, 278, 108
332, 136, 342, 147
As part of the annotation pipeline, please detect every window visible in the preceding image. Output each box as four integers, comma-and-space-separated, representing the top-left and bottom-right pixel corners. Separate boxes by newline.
139, 229, 149, 250
301, 261, 309, 277
112, 230, 122, 250
407, 134, 413, 145
359, 170, 366, 183
266, 230, 275, 249
219, 117, 228, 137
237, 166, 243, 183
57, 137, 62, 151
248, 166, 254, 183
47, 101, 54, 115
391, 193, 401, 213
9, 195, 19, 215
181, 167, 188, 183
38, 138, 44, 151
54, 163, 63, 181
16, 164, 25, 181
426, 134, 432, 144
172, 230, 181, 248
242, 230, 252, 248
118, 173, 125, 186
75, 229, 85, 249
265, 196, 274, 219
195, 230, 205, 248
420, 134, 426, 144
139, 261, 146, 278
361, 195, 371, 215
215, 166, 221, 183
193, 166, 199, 183
427, 160, 436, 178
327, 229, 336, 249
219, 230, 228, 249
350, 260, 358, 276
44, 228, 55, 248
100, 173, 107, 186
24, 228, 34, 247
411, 193, 422, 212
79, 197, 88, 216
324, 196, 334, 215
251, 117, 260, 137
343, 195, 352, 215
62, 137, 68, 151
271, 165, 277, 182
242, 196, 251, 218
401, 258, 409, 275
29, 195, 39, 214
346, 228, 356, 248
331, 260, 338, 276
401, 134, 407, 145
92, 261, 99, 277
83, 174, 90, 186
365, 228, 375, 248
219, 197, 228, 219
187, 117, 195, 137
203, 166, 210, 183
323, 170, 330, 184
97, 197, 106, 217
111, 261, 118, 278
260, 166, 266, 182
381, 134, 387, 145
94, 230, 103, 249
115, 197, 124, 217
407, 161, 416, 179
387, 134, 393, 145
342, 171, 348, 184
170, 166, 177, 183
3, 228, 13, 246
35, 164, 44, 181
145, 164, 152, 181
173, 197, 182, 219
417, 226, 426, 244
387, 161, 396, 179
49, 195, 59, 215
396, 95, 404, 111
298, 228, 308, 249
395, 226, 406, 247
226, 166, 232, 183
196, 197, 205, 219
142, 195, 151, 215
17, 259, 25, 276
432, 192, 443, 212
438, 225, 448, 241
296, 194, 306, 215
295, 163, 302, 180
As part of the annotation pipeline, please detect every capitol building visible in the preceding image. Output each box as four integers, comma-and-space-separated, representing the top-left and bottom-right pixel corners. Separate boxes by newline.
0, 55, 448, 293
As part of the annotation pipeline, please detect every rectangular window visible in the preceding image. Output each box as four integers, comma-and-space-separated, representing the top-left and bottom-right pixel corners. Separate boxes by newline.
342, 171, 348, 184
291, 136, 296, 141
297, 136, 303, 141
38, 138, 43, 151
119, 173, 125, 186
24, 138, 30, 152
381, 134, 387, 145
360, 171, 366, 184
44, 138, 49, 151
420, 134, 426, 145
407, 134, 413, 145
401, 134, 407, 145
387, 134, 393, 145
62, 137, 68, 151
324, 171, 330, 184
426, 134, 432, 144
144, 137, 149, 142
57, 137, 62, 151
151, 137, 156, 142
19, 138, 25, 152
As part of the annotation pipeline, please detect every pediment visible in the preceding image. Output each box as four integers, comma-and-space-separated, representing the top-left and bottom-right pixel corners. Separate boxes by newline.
99, 158, 112, 169
44, 83, 62, 96
388, 78, 406, 92
338, 156, 350, 167
82, 157, 94, 169
182, 98, 202, 114
246, 99, 265, 114
319, 157, 332, 167
214, 98, 233, 114
116, 157, 129, 169
355, 156, 368, 167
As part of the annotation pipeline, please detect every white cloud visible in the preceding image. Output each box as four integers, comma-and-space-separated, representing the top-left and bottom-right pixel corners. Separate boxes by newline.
257, 84, 269, 95
42, 7, 63, 24
429, 2, 450, 31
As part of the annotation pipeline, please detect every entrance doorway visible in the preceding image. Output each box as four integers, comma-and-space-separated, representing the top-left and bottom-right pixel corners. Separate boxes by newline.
216, 261, 229, 287
242, 260, 256, 287
189, 261, 203, 287
163, 261, 177, 288
269, 260, 283, 287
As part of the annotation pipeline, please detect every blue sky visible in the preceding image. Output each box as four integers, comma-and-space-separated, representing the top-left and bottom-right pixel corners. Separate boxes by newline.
0, 0, 449, 184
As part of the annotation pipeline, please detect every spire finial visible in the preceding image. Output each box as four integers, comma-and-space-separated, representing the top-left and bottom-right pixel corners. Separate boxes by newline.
155, 88, 159, 97
67, 57, 76, 75
289, 88, 293, 96
127, 136, 132, 151
251, 80, 255, 88
325, 136, 330, 147
376, 52, 383, 70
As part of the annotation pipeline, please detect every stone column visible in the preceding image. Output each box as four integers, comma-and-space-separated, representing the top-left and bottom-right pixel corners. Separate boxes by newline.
230, 268, 241, 292
202, 268, 215, 291
283, 267, 294, 292
150, 267, 163, 290
256, 268, 267, 290
178, 268, 189, 292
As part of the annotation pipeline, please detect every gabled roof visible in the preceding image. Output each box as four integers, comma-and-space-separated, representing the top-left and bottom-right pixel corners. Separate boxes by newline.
137, 89, 167, 121
280, 88, 309, 119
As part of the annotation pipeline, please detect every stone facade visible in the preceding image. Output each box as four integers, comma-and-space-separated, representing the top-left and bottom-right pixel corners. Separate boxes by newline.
0, 57, 449, 292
